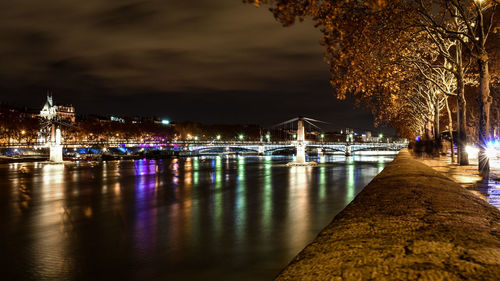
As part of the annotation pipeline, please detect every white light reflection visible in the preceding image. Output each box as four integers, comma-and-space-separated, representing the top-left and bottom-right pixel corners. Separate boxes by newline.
287, 166, 311, 253
34, 163, 70, 278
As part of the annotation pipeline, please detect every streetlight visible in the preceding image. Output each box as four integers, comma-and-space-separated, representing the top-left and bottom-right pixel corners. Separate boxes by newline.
216, 135, 221, 140
239, 134, 244, 141
265, 134, 270, 142
194, 136, 199, 141
21, 130, 26, 135
320, 133, 325, 142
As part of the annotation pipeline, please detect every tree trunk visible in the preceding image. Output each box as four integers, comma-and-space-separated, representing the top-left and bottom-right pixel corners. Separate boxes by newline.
445, 97, 455, 163
478, 57, 491, 178
493, 107, 500, 138
456, 74, 469, 165
425, 119, 433, 140
434, 97, 440, 156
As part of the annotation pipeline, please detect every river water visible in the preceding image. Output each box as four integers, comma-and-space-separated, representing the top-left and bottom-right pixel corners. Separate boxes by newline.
0, 155, 395, 281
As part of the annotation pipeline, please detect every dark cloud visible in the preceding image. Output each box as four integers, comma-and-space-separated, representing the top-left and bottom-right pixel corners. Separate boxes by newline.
94, 2, 158, 28
0, 0, 389, 133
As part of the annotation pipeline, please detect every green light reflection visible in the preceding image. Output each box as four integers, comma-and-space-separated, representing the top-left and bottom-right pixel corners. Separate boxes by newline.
236, 156, 246, 238
319, 166, 326, 200
193, 157, 199, 186
346, 161, 355, 203
238, 156, 245, 181
215, 156, 222, 190
378, 156, 385, 173
262, 157, 272, 231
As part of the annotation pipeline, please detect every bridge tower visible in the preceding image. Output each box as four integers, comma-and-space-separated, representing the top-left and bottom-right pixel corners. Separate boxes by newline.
295, 118, 306, 163
258, 145, 265, 155
49, 124, 63, 162
272, 116, 326, 166
345, 144, 352, 156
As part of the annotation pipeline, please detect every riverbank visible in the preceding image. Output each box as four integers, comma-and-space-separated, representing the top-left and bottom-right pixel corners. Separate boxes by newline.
0, 155, 48, 163
275, 149, 500, 280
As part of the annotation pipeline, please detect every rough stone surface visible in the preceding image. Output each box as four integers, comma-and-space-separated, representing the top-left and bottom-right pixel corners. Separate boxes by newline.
275, 149, 500, 280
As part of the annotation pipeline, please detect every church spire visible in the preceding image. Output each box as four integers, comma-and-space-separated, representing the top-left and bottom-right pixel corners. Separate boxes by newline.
47, 91, 53, 107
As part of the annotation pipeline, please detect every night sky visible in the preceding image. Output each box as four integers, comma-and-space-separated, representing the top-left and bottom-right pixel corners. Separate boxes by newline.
0, 0, 387, 133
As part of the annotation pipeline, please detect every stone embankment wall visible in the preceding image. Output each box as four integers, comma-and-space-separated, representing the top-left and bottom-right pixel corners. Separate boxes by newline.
276, 149, 500, 280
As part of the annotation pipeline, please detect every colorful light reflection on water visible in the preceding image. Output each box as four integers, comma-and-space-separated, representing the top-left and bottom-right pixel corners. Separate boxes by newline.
0, 155, 394, 281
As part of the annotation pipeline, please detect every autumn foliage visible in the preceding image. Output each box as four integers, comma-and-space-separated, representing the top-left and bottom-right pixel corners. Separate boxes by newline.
246, 0, 498, 139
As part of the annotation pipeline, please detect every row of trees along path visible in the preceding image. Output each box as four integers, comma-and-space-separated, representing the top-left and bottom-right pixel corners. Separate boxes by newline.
247, 0, 499, 178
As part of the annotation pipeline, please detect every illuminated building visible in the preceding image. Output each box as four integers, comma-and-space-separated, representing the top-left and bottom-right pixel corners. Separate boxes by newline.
39, 93, 76, 123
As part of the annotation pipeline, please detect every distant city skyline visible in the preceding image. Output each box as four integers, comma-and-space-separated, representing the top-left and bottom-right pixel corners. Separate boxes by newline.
1, 93, 392, 135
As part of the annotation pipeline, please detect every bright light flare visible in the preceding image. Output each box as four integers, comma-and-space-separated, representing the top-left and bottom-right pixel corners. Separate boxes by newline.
466, 145, 479, 159
486, 141, 498, 159
486, 147, 497, 159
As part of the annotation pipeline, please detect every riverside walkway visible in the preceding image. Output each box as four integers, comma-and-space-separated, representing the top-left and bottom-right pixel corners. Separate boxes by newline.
276, 149, 500, 280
